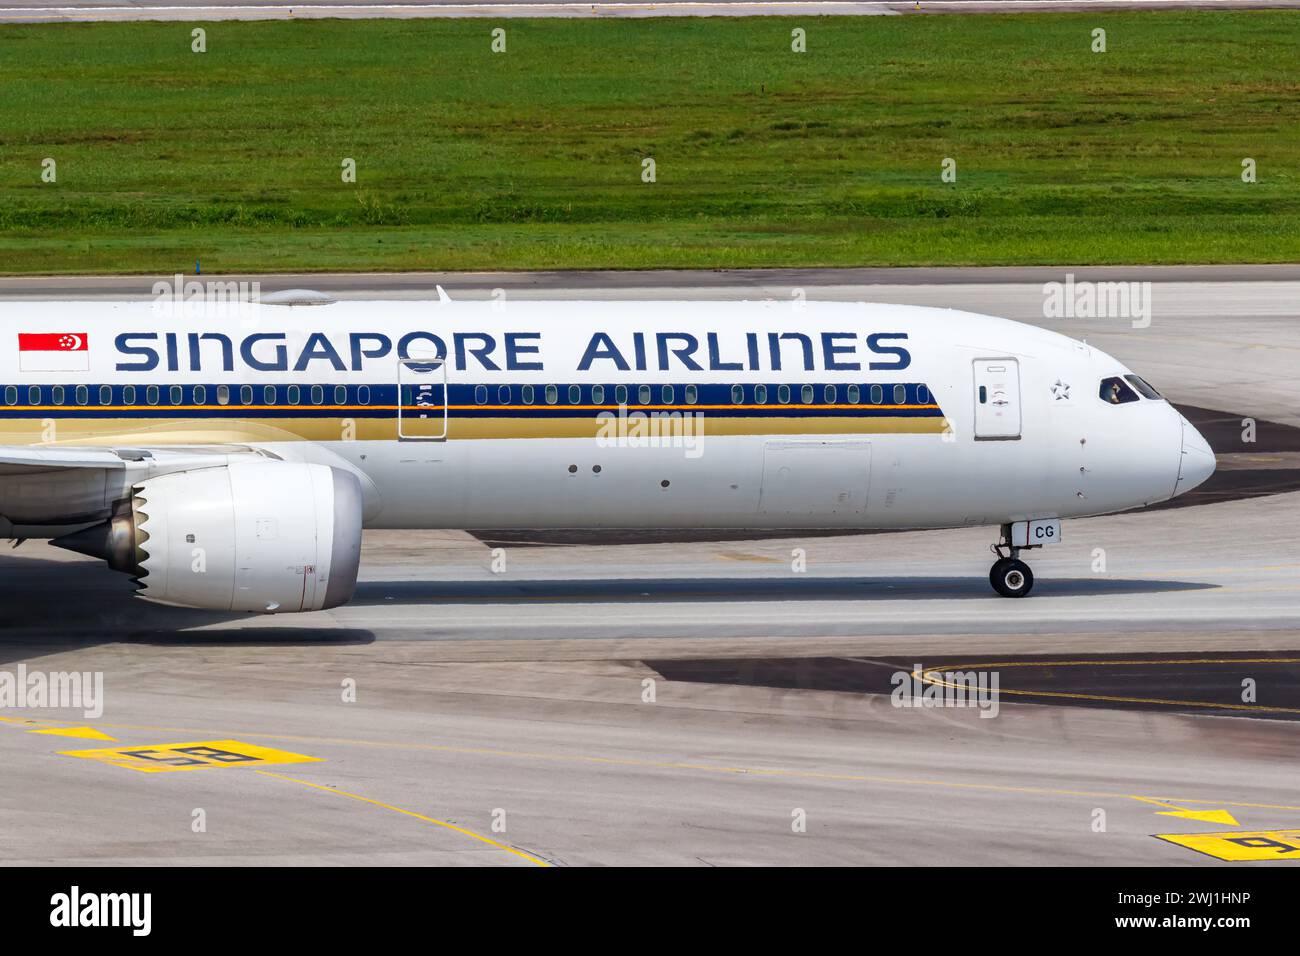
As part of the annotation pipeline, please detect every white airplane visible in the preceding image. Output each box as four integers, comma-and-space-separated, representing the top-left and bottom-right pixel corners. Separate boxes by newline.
0, 293, 1214, 611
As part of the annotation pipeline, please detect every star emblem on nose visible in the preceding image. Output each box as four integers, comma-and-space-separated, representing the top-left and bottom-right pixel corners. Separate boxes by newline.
1051, 380, 1070, 400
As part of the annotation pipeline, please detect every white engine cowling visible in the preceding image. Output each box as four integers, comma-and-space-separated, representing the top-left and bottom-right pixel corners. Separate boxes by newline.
56, 461, 364, 612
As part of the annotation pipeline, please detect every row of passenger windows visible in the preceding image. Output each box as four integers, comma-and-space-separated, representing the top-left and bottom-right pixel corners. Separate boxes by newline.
469, 383, 929, 406
2, 384, 368, 407
1, 382, 929, 409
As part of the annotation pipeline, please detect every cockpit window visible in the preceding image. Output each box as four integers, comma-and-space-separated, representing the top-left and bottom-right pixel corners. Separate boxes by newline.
1124, 374, 1163, 400
1099, 376, 1140, 405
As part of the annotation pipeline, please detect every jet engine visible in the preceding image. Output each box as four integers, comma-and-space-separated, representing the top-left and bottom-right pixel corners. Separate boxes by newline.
53, 461, 363, 613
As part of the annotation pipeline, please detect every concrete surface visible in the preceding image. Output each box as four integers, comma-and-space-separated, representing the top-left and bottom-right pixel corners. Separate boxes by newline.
1, 268, 1297, 866
2, 0, 1294, 23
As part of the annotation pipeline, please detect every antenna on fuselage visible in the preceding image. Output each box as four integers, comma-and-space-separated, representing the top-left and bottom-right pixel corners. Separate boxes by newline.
436, 285, 452, 304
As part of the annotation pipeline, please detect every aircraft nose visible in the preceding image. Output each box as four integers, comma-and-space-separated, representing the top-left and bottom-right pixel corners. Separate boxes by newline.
1173, 413, 1216, 497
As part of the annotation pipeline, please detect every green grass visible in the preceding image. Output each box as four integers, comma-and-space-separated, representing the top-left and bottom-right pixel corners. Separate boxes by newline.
0, 12, 1297, 273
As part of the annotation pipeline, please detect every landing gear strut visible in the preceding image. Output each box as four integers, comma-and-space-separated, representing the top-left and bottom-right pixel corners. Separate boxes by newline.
989, 526, 1035, 598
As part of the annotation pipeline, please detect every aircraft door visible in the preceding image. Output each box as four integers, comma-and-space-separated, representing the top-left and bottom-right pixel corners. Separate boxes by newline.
972, 358, 1021, 440
398, 357, 448, 440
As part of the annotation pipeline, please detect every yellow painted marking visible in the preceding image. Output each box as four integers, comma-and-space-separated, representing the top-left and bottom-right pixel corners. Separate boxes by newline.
1130, 794, 1240, 825
1128, 797, 1240, 826
59, 739, 320, 774
716, 551, 781, 563
1156, 830, 1300, 862
0, 715, 61, 730
29, 717, 1300, 816
1155, 808, 1240, 826
32, 726, 115, 741
916, 658, 1300, 716
256, 770, 550, 866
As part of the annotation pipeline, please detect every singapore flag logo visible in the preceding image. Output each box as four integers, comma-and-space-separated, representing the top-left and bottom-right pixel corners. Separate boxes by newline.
18, 332, 89, 372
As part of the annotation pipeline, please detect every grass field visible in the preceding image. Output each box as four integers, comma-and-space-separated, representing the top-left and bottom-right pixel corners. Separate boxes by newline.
0, 12, 1297, 274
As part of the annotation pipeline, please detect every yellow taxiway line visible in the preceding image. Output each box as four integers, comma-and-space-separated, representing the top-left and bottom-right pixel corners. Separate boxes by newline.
10, 714, 1300, 816
255, 770, 551, 866
916, 657, 1300, 716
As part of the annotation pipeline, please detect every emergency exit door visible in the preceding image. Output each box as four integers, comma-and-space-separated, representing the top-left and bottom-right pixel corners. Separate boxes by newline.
398, 357, 448, 440
972, 358, 1021, 440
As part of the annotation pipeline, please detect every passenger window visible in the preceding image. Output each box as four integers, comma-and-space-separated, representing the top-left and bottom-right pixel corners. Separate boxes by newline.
1124, 374, 1163, 400
287, 385, 300, 405
217, 385, 230, 406
545, 385, 558, 405
614, 384, 628, 405
28, 386, 41, 405
1099, 376, 1140, 405
731, 385, 744, 404
263, 385, 276, 405
801, 384, 814, 404
52, 386, 65, 405
170, 385, 182, 405
99, 385, 111, 405
476, 385, 489, 405
334, 385, 346, 405
243, 385, 255, 405
638, 385, 651, 405
684, 385, 697, 405
194, 385, 207, 404
870, 384, 883, 404
146, 385, 159, 406
570, 385, 582, 404
4, 386, 16, 405
357, 386, 369, 405
661, 384, 674, 404
311, 385, 324, 405
777, 384, 791, 404
847, 384, 860, 404
521, 385, 534, 405
592, 385, 605, 405
894, 384, 907, 405
754, 384, 768, 405
497, 385, 510, 404
76, 386, 88, 405
123, 385, 136, 405
824, 384, 837, 404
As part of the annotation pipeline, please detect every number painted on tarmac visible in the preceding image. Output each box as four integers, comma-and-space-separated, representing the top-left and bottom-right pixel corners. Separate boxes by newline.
1156, 829, 1300, 862
59, 739, 320, 773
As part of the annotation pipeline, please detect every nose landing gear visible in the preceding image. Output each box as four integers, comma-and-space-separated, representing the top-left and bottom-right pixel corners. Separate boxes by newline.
989, 527, 1035, 598
989, 554, 1034, 597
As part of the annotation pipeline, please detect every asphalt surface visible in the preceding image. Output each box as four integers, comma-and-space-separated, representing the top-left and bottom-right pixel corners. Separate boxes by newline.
2, 267, 1299, 866
651, 652, 1300, 720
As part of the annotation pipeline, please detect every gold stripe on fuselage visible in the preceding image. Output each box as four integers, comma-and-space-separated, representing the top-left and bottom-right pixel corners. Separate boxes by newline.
0, 414, 949, 445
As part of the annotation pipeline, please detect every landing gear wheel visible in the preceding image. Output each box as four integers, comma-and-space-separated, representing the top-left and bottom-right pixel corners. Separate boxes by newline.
989, 558, 1034, 598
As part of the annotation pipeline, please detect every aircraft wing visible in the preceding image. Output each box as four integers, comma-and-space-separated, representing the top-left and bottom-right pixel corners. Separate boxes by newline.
0, 446, 130, 473
0, 443, 275, 478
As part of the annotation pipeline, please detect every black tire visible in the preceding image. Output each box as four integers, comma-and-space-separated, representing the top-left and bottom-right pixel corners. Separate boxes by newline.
989, 558, 1034, 598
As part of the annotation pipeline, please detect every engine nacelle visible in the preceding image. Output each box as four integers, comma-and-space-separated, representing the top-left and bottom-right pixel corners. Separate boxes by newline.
53, 461, 363, 613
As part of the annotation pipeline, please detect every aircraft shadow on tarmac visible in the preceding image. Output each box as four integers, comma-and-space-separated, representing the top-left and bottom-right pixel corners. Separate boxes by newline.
350, 575, 1215, 606
0, 554, 376, 661
0, 550, 1215, 655
647, 654, 1300, 721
